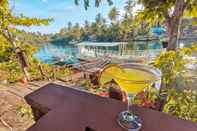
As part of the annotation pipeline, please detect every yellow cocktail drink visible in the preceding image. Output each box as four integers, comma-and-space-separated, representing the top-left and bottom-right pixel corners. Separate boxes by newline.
114, 68, 157, 94
99, 63, 161, 131
99, 64, 158, 94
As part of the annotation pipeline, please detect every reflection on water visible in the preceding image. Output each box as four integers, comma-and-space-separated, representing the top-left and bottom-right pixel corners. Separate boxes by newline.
33, 41, 195, 65
33, 44, 79, 65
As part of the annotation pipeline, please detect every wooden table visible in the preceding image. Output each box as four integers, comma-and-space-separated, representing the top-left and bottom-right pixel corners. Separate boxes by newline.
25, 83, 197, 131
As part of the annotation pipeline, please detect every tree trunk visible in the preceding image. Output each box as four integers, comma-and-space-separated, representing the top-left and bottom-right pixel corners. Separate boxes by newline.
1, 30, 30, 81
167, 18, 179, 50
166, 0, 185, 51
155, 0, 186, 111
11, 38, 30, 81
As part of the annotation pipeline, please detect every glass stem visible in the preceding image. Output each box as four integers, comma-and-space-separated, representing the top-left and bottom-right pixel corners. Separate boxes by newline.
127, 93, 135, 115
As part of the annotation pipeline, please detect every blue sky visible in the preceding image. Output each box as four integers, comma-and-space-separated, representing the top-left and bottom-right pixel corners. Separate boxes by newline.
13, 0, 128, 34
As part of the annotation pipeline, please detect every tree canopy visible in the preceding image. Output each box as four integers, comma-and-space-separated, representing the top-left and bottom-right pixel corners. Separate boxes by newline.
0, 0, 51, 40
75, 0, 113, 10
53, 7, 138, 43
138, 0, 197, 50
0, 0, 52, 80
108, 7, 119, 23
75, 0, 197, 50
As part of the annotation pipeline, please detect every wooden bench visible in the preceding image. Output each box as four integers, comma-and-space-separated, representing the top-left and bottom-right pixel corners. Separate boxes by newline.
25, 83, 197, 131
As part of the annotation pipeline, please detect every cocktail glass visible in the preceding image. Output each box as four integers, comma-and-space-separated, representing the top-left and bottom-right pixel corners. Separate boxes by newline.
99, 63, 161, 131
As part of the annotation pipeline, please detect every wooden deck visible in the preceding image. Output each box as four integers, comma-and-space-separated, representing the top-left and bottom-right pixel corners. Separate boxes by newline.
1, 80, 77, 98
0, 80, 87, 131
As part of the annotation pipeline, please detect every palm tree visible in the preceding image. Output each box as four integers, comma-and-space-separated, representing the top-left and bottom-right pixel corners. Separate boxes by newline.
75, 0, 113, 10
71, 23, 81, 42
67, 21, 72, 31
120, 13, 134, 41
84, 20, 90, 29
95, 13, 106, 26
108, 7, 119, 24
84, 20, 92, 35
82, 20, 91, 41
95, 13, 107, 40
124, 0, 133, 17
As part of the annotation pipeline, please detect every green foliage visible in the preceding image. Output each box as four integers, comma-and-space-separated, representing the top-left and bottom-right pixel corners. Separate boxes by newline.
79, 0, 197, 50
0, 0, 52, 36
154, 46, 195, 88
0, 0, 52, 53
134, 87, 197, 122
0, 40, 72, 82
154, 50, 185, 87
16, 30, 52, 45
75, 0, 113, 10
108, 7, 119, 22
0, 57, 72, 83
0, 0, 56, 82
136, 0, 197, 25
137, 0, 197, 50
54, 4, 137, 43
17, 105, 33, 119
0, 35, 13, 62
0, 0, 52, 25
27, 59, 71, 82
0, 60, 23, 83
163, 89, 197, 122
134, 87, 158, 108
124, 0, 134, 16
152, 44, 197, 122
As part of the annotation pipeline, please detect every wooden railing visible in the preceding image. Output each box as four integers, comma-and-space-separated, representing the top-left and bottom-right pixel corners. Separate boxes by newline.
25, 83, 197, 131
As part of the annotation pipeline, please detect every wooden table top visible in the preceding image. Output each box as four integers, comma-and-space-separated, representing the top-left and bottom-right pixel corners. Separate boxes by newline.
26, 83, 197, 131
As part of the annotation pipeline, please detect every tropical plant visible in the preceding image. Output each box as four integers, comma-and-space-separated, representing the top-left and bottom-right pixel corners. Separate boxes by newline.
17, 105, 33, 119
108, 7, 119, 24
0, 0, 52, 80
119, 13, 134, 41
54, 2, 140, 43
154, 46, 196, 88
134, 86, 197, 122
163, 89, 197, 122
124, 0, 134, 17
135, 0, 197, 50
75, 0, 197, 50
67, 21, 72, 31
153, 44, 197, 110
74, 0, 113, 10
70, 23, 82, 42
0, 36, 72, 83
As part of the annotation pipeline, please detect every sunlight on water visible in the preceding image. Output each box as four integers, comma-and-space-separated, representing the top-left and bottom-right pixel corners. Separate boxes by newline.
33, 41, 194, 65
33, 43, 79, 65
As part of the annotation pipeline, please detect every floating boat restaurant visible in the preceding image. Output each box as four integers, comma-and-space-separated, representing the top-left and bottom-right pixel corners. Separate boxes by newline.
77, 42, 162, 59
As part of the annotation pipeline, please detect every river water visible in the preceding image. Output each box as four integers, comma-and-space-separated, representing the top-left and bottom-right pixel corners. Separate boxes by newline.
33, 41, 195, 65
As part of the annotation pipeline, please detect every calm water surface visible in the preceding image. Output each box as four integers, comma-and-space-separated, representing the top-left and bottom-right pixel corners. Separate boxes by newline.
33, 41, 194, 65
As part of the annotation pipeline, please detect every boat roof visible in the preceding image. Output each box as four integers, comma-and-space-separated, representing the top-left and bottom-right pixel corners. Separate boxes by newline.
77, 42, 128, 47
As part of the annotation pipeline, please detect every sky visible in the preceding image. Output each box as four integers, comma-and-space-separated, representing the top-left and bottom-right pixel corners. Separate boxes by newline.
12, 0, 129, 34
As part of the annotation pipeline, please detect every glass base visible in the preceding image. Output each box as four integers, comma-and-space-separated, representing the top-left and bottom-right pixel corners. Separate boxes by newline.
117, 111, 142, 131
